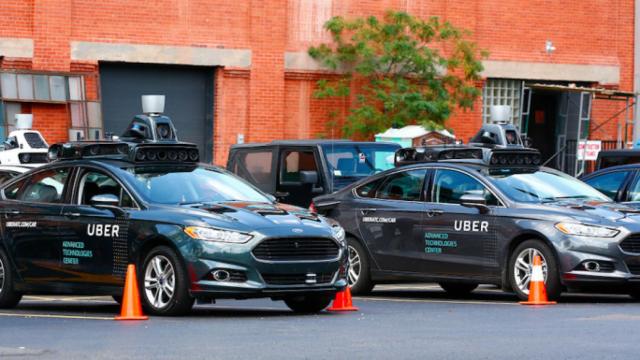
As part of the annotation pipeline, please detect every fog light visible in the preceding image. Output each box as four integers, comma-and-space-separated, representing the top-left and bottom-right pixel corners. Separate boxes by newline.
583, 261, 601, 272
212, 270, 230, 282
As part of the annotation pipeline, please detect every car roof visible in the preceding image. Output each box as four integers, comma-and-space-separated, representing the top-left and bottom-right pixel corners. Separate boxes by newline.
230, 140, 400, 149
598, 149, 640, 157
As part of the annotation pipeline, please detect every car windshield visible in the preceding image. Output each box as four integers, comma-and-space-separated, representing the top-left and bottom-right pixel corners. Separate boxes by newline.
322, 143, 399, 190
488, 168, 611, 203
123, 166, 272, 205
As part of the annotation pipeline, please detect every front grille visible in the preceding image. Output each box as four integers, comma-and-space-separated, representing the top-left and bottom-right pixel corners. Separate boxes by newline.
252, 237, 340, 261
261, 272, 334, 286
620, 235, 640, 253
627, 263, 640, 275
228, 270, 248, 282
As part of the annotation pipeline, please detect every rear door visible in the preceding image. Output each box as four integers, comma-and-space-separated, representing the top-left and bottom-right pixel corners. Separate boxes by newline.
355, 168, 428, 272
276, 146, 323, 207
422, 168, 502, 278
1, 167, 72, 284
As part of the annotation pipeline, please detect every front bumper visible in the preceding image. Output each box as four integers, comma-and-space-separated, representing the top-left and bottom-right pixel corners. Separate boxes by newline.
181, 233, 349, 299
555, 232, 640, 291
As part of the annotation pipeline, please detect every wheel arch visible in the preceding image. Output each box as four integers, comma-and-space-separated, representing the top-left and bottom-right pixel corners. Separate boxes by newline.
501, 231, 559, 291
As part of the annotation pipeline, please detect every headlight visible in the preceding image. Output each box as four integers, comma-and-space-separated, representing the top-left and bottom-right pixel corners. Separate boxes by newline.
555, 223, 619, 238
184, 226, 253, 243
332, 225, 346, 244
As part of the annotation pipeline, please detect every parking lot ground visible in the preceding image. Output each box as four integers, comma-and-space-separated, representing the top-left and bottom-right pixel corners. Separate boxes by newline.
2, 284, 640, 359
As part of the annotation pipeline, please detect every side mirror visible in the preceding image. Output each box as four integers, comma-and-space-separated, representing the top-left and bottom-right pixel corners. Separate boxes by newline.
91, 193, 120, 206
460, 193, 490, 214
90, 194, 124, 216
300, 170, 318, 185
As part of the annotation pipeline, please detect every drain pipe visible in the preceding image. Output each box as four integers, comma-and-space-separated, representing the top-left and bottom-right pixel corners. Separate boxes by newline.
633, 0, 640, 146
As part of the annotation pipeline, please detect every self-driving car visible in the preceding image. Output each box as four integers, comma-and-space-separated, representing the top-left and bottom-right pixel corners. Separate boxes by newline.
313, 142, 640, 301
0, 113, 347, 316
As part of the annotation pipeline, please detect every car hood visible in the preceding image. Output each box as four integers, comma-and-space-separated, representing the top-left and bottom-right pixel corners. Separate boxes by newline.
517, 200, 640, 225
152, 201, 333, 235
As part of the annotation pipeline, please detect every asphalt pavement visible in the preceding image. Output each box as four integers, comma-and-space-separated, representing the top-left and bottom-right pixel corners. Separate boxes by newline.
1, 284, 640, 359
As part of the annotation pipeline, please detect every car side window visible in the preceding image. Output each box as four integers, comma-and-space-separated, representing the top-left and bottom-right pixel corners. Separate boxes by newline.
625, 174, 640, 202
233, 150, 274, 192
78, 170, 135, 208
432, 169, 498, 206
584, 171, 629, 199
3, 178, 28, 200
355, 177, 385, 198
280, 150, 318, 183
19, 168, 70, 203
375, 169, 427, 201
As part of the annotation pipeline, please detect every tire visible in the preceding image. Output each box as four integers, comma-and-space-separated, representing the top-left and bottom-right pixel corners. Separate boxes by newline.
140, 246, 194, 316
439, 282, 478, 297
508, 240, 561, 301
0, 248, 21, 308
284, 294, 333, 314
347, 239, 374, 295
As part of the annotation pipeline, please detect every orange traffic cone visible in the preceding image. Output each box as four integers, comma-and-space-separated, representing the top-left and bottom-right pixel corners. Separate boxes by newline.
328, 286, 359, 312
115, 264, 149, 320
520, 255, 557, 305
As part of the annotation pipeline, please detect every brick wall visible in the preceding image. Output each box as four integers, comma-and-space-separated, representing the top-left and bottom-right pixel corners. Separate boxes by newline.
0, 0, 634, 165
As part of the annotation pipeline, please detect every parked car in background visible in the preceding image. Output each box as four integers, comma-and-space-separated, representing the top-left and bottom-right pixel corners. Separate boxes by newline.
227, 140, 401, 208
595, 149, 640, 170
582, 163, 640, 205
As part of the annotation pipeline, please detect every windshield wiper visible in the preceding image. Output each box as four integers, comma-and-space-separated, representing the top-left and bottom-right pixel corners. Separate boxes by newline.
541, 195, 591, 203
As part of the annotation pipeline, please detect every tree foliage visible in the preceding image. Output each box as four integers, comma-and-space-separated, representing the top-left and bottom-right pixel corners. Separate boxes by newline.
308, 11, 486, 138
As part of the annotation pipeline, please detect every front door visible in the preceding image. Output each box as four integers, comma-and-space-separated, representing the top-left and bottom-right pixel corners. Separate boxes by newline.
422, 168, 501, 279
57, 168, 134, 286
2, 167, 72, 284
276, 147, 323, 207
355, 169, 428, 272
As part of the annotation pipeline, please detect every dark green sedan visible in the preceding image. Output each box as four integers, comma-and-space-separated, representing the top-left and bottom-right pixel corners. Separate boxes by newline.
0, 141, 348, 316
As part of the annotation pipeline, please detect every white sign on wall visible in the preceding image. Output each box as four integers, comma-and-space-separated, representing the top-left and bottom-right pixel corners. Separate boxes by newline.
577, 140, 602, 161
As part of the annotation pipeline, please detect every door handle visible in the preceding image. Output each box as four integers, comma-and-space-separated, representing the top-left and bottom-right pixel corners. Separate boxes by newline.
63, 212, 81, 218
360, 209, 377, 216
427, 209, 444, 217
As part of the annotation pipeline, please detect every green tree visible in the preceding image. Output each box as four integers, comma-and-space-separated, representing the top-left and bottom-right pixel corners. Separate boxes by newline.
308, 11, 486, 138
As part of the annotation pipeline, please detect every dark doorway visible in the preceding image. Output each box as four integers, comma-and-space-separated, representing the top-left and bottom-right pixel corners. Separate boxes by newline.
526, 91, 560, 164
100, 63, 215, 163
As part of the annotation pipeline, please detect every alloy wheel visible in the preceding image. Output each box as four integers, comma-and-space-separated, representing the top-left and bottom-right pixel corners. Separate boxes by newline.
144, 255, 176, 309
514, 248, 548, 295
348, 245, 361, 286
0, 257, 4, 294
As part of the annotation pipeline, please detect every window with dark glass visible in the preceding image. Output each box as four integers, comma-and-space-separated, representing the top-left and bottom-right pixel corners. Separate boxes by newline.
78, 170, 134, 208
584, 171, 629, 200
19, 168, 70, 203
280, 150, 318, 183
375, 170, 427, 201
432, 169, 498, 205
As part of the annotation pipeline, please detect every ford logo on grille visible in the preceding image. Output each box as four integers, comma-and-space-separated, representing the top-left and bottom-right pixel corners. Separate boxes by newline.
292, 228, 304, 233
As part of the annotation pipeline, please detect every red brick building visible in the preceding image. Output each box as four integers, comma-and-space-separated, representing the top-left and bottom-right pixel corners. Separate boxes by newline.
0, 0, 636, 171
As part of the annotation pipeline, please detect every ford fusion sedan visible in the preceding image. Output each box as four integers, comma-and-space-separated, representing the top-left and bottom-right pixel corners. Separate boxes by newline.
313, 146, 640, 301
0, 141, 348, 316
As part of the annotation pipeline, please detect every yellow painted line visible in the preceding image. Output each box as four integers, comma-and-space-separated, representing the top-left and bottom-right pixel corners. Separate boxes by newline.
0, 312, 114, 321
356, 296, 519, 306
